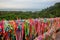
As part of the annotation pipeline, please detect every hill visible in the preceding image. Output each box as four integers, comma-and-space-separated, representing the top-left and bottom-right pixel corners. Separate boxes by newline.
38, 2, 60, 18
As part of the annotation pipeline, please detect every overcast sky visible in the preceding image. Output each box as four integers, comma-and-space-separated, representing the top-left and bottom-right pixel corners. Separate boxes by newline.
0, 0, 60, 9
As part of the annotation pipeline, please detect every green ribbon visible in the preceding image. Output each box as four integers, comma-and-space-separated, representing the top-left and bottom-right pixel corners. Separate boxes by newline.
25, 22, 29, 37
44, 18, 47, 23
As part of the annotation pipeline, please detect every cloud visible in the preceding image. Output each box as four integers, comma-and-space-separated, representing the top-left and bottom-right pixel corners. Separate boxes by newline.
0, 0, 60, 9
0, 0, 60, 2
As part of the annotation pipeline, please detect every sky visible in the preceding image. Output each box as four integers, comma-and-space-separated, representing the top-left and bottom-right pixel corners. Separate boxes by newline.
0, 0, 60, 10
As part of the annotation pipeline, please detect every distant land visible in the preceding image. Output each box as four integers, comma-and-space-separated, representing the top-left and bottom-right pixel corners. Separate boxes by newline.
0, 8, 42, 12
